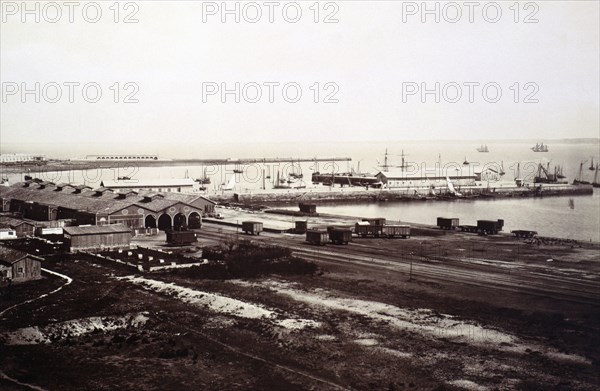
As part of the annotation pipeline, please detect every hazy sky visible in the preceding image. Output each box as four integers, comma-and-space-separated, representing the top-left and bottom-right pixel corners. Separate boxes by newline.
1, 0, 599, 146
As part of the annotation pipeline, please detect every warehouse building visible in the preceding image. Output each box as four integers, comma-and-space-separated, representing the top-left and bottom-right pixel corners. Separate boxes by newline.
0, 180, 216, 231
375, 167, 478, 188
101, 178, 197, 193
0, 246, 43, 282
63, 224, 132, 252
0, 154, 46, 163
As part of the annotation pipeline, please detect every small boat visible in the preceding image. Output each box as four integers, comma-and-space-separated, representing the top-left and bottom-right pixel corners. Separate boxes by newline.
499, 161, 505, 176
117, 176, 131, 180
463, 157, 469, 165
593, 164, 600, 188
531, 143, 549, 152
476, 144, 489, 153
589, 158, 595, 171
233, 169, 244, 174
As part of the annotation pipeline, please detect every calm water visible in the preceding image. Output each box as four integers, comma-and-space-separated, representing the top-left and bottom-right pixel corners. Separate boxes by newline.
313, 192, 600, 242
3, 140, 599, 241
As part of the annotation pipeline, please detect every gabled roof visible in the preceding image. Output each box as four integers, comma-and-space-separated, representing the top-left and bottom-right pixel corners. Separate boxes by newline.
63, 224, 131, 236
0, 216, 36, 227
0, 245, 43, 265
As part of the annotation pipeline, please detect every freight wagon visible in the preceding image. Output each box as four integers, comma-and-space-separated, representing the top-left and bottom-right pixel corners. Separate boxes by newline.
437, 217, 459, 230
362, 218, 386, 226
306, 229, 328, 245
354, 222, 384, 237
327, 227, 352, 245
459, 219, 504, 235
382, 225, 411, 238
511, 229, 538, 238
166, 230, 197, 245
242, 221, 263, 236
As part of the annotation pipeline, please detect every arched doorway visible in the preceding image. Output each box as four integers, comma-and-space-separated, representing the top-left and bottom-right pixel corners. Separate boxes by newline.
173, 213, 187, 231
188, 212, 201, 229
157, 214, 172, 231
145, 215, 157, 228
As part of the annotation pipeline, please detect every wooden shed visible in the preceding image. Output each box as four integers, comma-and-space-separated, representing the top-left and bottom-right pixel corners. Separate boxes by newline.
0, 246, 43, 282
63, 224, 132, 252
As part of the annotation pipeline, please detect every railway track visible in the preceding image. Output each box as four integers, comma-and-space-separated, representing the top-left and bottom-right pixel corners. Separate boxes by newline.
197, 224, 600, 306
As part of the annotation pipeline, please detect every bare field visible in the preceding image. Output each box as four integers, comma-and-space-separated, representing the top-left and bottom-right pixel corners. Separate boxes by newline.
1, 223, 599, 390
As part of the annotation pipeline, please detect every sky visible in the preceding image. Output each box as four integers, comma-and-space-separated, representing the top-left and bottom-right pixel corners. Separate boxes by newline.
1, 0, 599, 148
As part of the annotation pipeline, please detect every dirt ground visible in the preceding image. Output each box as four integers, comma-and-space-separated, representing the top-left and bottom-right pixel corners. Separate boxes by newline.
1, 217, 599, 390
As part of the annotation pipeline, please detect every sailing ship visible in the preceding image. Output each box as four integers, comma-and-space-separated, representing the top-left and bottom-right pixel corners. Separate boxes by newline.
221, 175, 236, 191
463, 157, 470, 165
593, 164, 600, 188
195, 167, 211, 184
476, 144, 489, 153
531, 143, 549, 152
572, 161, 591, 185
514, 163, 523, 187
556, 165, 566, 179
499, 161, 506, 176
589, 158, 595, 171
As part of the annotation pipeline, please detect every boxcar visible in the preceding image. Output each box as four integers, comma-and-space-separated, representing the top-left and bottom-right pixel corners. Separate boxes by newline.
477, 219, 504, 235
306, 229, 328, 245
328, 227, 352, 245
242, 221, 263, 236
437, 217, 459, 230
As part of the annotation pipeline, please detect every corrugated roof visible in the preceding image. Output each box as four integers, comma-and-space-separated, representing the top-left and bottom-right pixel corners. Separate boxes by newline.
0, 245, 43, 265
64, 224, 131, 236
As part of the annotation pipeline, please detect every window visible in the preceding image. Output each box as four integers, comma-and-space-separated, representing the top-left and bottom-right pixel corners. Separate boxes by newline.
17, 267, 23, 273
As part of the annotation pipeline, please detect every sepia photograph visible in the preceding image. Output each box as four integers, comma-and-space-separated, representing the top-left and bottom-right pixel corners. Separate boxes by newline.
1, 1, 599, 389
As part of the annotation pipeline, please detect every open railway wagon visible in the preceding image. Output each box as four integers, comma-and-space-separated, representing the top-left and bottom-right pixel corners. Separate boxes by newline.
511, 229, 538, 239
327, 226, 353, 245
437, 217, 459, 230
166, 230, 198, 246
459, 219, 504, 235
242, 221, 263, 236
306, 229, 328, 245
382, 225, 411, 238
355, 222, 411, 239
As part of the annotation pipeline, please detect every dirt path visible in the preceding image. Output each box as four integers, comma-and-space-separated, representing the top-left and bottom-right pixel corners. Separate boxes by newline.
0, 268, 73, 318
0, 370, 48, 391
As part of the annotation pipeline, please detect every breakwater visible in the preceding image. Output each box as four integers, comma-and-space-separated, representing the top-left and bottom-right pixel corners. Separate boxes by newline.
210, 184, 594, 205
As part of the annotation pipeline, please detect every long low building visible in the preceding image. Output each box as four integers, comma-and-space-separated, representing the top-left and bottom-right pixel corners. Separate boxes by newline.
0, 180, 216, 231
100, 178, 196, 193
375, 167, 479, 188
63, 224, 132, 252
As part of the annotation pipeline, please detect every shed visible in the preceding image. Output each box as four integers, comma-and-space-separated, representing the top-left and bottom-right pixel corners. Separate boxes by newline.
0, 246, 43, 282
0, 228, 17, 240
0, 216, 36, 237
63, 224, 132, 252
